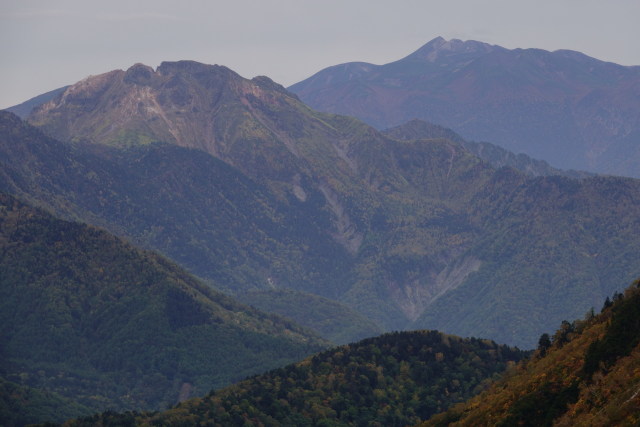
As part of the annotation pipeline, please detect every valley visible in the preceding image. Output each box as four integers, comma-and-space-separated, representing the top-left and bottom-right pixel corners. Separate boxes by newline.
1, 37, 639, 425
4, 59, 639, 350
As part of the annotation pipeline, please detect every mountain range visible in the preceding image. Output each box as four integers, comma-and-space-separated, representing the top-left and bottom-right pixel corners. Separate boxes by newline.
289, 36, 640, 178
1, 40, 640, 425
1, 58, 639, 351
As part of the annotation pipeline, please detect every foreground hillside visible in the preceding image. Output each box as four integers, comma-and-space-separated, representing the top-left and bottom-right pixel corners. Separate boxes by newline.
290, 36, 640, 177
424, 281, 640, 426
4, 60, 640, 348
64, 330, 526, 426
41, 281, 640, 426
0, 193, 327, 424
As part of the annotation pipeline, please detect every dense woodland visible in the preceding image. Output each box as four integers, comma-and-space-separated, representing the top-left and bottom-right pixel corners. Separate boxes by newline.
424, 280, 640, 426
65, 331, 526, 426
236, 289, 381, 344
0, 193, 327, 424
54, 282, 640, 426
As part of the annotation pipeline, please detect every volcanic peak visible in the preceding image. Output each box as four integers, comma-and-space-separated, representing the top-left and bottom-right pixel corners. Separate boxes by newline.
403, 36, 500, 62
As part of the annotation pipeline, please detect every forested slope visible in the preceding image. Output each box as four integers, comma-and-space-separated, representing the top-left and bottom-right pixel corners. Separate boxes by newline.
0, 193, 327, 424
4, 59, 640, 348
64, 330, 526, 426
424, 280, 640, 426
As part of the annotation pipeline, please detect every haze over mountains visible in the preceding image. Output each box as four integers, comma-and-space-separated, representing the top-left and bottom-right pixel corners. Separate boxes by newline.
2, 55, 638, 352
289, 36, 640, 178
2, 38, 640, 423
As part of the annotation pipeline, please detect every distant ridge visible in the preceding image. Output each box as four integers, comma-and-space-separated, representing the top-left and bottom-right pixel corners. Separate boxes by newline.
4, 86, 68, 119
289, 37, 640, 177
401, 36, 501, 62
382, 119, 591, 179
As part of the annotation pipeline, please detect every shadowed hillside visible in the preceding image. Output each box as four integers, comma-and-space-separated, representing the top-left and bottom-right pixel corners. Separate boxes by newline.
0, 193, 327, 424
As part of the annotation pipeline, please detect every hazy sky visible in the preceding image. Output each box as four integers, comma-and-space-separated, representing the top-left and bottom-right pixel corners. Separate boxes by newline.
1, 0, 638, 109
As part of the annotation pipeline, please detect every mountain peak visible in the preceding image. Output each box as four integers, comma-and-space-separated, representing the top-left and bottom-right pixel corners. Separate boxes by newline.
123, 63, 154, 84
404, 36, 498, 62
27, 60, 259, 149
156, 60, 234, 77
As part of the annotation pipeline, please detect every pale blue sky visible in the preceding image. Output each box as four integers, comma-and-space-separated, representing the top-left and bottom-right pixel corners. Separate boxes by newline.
1, 0, 638, 109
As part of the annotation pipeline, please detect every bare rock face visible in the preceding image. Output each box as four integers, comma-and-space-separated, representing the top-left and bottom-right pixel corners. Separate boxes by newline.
123, 63, 155, 85
30, 62, 245, 151
25, 61, 376, 256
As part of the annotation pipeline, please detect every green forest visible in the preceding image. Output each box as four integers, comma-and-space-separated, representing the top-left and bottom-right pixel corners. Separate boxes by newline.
1, 55, 639, 426
424, 281, 640, 426
0, 192, 327, 424
65, 330, 526, 426
57, 282, 640, 426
